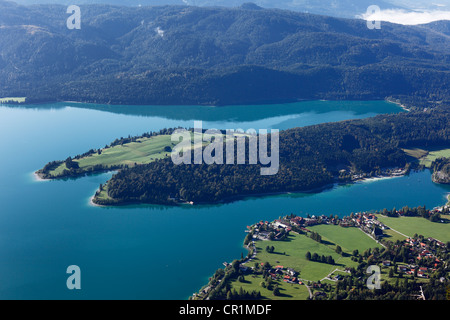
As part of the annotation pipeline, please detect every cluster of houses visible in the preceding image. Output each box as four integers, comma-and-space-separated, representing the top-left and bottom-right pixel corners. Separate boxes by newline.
395, 263, 431, 278
340, 212, 388, 229
381, 236, 446, 278
261, 265, 304, 285
251, 222, 278, 241
249, 211, 389, 242
250, 220, 292, 241
352, 213, 388, 238
431, 202, 450, 217
340, 167, 407, 181
406, 237, 446, 261
289, 216, 321, 227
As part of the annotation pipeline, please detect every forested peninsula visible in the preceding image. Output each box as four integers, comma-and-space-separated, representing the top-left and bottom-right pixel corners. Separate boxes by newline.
38, 106, 443, 206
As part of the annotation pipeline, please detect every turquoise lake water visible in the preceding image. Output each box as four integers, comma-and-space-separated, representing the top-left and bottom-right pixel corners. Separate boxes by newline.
0, 100, 448, 299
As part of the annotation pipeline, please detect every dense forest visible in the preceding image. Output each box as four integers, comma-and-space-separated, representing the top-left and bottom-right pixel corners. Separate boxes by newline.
0, 1, 449, 107
92, 106, 450, 206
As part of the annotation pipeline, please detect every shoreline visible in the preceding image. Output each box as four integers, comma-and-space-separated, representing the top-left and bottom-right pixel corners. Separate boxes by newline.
32, 171, 47, 182
89, 195, 105, 208
385, 97, 411, 112
90, 171, 407, 208
33, 167, 119, 181
2, 97, 409, 109
356, 174, 404, 184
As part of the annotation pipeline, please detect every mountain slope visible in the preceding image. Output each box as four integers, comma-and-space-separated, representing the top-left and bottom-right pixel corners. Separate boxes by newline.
0, 1, 449, 106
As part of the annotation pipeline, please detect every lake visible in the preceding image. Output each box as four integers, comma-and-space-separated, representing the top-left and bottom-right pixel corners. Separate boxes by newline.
0, 100, 448, 300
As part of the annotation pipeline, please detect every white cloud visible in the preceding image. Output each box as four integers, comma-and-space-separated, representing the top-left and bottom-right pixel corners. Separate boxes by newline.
155, 26, 164, 38
359, 9, 450, 25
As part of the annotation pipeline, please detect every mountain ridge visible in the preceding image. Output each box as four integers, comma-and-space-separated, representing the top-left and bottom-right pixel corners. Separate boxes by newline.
0, 1, 449, 107
7, 0, 447, 19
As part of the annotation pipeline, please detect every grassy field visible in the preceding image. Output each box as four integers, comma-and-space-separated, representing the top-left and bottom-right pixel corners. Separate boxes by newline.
402, 147, 450, 168
420, 149, 450, 168
45, 131, 233, 177
247, 226, 380, 282
377, 214, 450, 242
48, 134, 175, 176
80, 135, 173, 166
0, 97, 26, 103
307, 224, 382, 254
381, 227, 407, 243
252, 233, 347, 281
230, 272, 311, 300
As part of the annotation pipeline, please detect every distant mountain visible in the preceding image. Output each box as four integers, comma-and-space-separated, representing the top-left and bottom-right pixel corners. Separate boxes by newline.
9, 0, 450, 18
0, 1, 449, 106
419, 20, 450, 36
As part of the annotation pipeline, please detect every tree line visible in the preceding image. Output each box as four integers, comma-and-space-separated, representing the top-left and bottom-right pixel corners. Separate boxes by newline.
305, 251, 335, 265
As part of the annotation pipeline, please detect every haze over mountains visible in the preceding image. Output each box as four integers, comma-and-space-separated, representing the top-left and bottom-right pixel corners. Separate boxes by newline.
0, 1, 449, 105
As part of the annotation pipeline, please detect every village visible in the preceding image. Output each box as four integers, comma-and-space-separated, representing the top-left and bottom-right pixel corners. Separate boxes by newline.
390, 236, 447, 279
193, 206, 449, 300
250, 211, 390, 242
238, 210, 447, 290
216, 212, 384, 291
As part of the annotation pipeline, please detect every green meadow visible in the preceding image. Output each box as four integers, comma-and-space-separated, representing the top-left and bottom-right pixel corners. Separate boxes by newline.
48, 134, 175, 177
307, 224, 382, 254
381, 227, 408, 243
252, 232, 349, 281
420, 149, 450, 168
44, 131, 236, 178
402, 147, 450, 168
230, 272, 311, 300
80, 135, 173, 166
377, 214, 450, 242
253, 226, 381, 282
